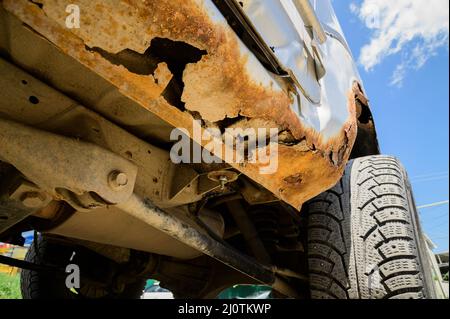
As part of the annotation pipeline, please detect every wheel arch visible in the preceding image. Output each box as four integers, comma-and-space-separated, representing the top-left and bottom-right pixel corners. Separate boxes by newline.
349, 82, 381, 159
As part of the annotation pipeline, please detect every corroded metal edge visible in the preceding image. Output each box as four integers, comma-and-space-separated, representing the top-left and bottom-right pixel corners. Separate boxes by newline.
2, 0, 358, 209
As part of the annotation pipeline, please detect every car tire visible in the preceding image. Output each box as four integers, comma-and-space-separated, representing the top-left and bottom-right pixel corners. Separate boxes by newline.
306, 155, 437, 299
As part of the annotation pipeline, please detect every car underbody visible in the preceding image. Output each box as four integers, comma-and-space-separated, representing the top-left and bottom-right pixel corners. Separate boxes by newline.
0, 0, 386, 298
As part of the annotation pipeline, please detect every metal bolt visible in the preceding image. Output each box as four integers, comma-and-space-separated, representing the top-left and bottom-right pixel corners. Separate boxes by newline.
108, 171, 128, 191
20, 192, 46, 208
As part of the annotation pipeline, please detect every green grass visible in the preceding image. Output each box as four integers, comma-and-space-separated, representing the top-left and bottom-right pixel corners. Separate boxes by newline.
0, 272, 21, 299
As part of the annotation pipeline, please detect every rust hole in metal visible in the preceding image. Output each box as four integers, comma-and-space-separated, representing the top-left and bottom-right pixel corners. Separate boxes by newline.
278, 131, 301, 146
215, 116, 248, 134
28, 96, 39, 104
149, 38, 207, 111
89, 38, 207, 112
29, 0, 43, 9
87, 46, 160, 76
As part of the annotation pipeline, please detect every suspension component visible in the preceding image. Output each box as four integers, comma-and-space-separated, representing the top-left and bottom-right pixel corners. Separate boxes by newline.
249, 205, 304, 254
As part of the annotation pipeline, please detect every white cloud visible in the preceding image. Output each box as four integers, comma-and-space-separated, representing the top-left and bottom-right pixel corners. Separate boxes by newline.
351, 0, 449, 86
349, 2, 358, 15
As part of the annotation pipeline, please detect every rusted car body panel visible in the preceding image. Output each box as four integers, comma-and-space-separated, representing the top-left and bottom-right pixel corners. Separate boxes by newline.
0, 0, 364, 209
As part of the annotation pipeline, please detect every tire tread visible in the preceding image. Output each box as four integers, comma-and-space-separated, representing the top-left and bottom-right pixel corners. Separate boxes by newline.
306, 155, 432, 299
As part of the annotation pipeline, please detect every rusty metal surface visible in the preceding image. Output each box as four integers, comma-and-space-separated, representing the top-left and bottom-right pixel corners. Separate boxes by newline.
0, 118, 138, 205
0, 58, 206, 208
0, 177, 38, 234
1, 0, 360, 209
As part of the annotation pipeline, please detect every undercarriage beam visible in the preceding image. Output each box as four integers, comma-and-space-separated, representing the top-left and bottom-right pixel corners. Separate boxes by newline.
117, 194, 303, 298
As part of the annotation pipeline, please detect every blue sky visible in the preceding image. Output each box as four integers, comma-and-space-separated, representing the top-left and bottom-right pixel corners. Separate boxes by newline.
333, 1, 449, 252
